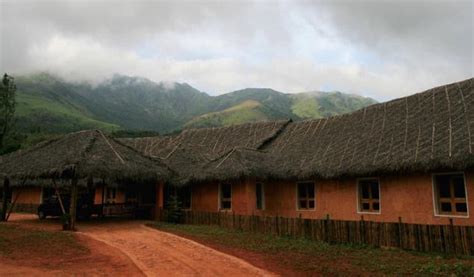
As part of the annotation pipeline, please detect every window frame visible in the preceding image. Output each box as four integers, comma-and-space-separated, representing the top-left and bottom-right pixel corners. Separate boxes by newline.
296, 181, 316, 211
256, 182, 265, 210
219, 183, 232, 211
432, 172, 469, 218
357, 178, 382, 215
106, 187, 117, 204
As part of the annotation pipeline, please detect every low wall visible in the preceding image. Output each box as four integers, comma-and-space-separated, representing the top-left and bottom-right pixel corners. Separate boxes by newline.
0, 202, 39, 214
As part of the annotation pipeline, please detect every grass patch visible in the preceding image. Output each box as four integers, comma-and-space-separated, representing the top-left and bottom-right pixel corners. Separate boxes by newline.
149, 222, 474, 275
0, 224, 88, 258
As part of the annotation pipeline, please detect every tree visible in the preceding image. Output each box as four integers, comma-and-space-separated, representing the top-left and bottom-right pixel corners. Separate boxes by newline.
166, 194, 183, 224
0, 73, 16, 149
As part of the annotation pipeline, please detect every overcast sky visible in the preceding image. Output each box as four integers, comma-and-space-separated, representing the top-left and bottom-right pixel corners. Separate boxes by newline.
1, 0, 472, 100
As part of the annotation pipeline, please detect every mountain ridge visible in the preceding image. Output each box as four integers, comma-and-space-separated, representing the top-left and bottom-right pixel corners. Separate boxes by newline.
4, 72, 377, 152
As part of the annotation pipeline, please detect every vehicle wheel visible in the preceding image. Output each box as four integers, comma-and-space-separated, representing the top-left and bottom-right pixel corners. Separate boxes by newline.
38, 211, 46, 220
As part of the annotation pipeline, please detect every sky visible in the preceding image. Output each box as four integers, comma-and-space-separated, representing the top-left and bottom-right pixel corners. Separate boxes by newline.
0, 0, 472, 101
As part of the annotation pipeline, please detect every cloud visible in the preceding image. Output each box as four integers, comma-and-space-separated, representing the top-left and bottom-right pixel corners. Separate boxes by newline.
0, 0, 472, 101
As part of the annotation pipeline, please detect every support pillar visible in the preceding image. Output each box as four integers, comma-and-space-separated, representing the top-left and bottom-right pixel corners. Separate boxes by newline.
69, 179, 78, 231
1, 178, 9, 221
155, 181, 164, 220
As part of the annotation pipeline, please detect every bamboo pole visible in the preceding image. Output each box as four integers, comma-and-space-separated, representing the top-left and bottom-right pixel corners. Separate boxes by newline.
52, 180, 66, 215
6, 186, 23, 221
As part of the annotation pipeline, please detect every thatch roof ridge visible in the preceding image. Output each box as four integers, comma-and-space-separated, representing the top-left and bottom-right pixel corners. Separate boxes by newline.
181, 119, 290, 133
106, 131, 174, 172
0, 130, 172, 186
120, 119, 291, 160
185, 146, 275, 183
265, 77, 474, 180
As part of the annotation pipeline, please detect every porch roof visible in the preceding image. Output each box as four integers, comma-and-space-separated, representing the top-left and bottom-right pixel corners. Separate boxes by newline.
0, 130, 173, 187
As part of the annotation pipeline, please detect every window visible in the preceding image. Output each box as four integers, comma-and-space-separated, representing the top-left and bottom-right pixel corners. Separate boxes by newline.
433, 174, 468, 216
178, 186, 192, 210
297, 182, 315, 210
219, 183, 232, 210
358, 179, 380, 213
106, 187, 117, 204
125, 190, 138, 203
42, 187, 55, 203
256, 182, 264, 210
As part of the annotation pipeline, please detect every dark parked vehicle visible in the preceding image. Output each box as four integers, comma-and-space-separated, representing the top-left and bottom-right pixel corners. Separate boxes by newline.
37, 195, 100, 219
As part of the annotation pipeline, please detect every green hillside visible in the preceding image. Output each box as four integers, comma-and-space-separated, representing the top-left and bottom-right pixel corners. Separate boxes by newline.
16, 92, 119, 133
14, 73, 119, 133
291, 91, 377, 119
2, 72, 377, 153
185, 100, 269, 128
186, 90, 377, 128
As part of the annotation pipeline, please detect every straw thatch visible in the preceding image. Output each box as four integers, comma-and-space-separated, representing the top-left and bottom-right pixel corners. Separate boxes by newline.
265, 78, 474, 179
120, 120, 290, 158
0, 130, 172, 186
190, 147, 274, 183
120, 120, 290, 184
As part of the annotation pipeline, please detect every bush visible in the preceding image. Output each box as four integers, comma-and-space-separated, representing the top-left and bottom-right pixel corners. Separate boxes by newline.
165, 195, 183, 224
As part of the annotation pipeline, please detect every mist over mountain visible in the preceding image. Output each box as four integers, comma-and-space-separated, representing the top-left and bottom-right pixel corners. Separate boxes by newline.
12, 72, 377, 137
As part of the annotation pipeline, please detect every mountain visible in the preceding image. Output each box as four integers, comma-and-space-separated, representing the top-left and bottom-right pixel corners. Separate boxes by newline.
70, 74, 212, 132
185, 100, 268, 128
14, 73, 120, 133
290, 91, 377, 119
187, 89, 376, 128
6, 72, 376, 151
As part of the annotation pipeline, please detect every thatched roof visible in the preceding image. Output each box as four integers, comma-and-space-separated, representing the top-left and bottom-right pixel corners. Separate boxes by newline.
191, 147, 273, 183
120, 120, 290, 184
0, 130, 172, 186
265, 78, 474, 179
120, 120, 290, 158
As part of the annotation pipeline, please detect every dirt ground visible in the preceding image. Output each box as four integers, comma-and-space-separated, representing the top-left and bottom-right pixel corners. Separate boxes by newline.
1, 214, 275, 276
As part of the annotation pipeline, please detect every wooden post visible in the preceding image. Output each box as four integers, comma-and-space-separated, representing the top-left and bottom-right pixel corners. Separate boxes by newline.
55, 188, 66, 215
6, 187, 22, 221
155, 181, 164, 220
101, 184, 105, 217
1, 178, 9, 221
69, 179, 78, 231
449, 218, 456, 254
398, 216, 403, 248
52, 180, 66, 215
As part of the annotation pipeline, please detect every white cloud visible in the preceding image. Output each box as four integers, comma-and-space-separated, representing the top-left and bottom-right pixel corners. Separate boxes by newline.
0, 0, 472, 101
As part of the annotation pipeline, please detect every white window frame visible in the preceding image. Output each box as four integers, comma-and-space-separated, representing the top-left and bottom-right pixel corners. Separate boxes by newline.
296, 181, 316, 211
432, 172, 469, 218
356, 178, 382, 215
218, 183, 232, 211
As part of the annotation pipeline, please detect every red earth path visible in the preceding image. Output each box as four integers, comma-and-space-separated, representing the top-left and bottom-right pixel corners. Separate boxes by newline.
1, 214, 275, 276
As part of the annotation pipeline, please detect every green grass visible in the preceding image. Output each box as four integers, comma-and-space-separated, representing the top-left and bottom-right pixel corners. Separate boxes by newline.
0, 224, 88, 257
185, 100, 269, 128
149, 222, 474, 275
16, 92, 119, 132
290, 92, 377, 119
291, 95, 323, 119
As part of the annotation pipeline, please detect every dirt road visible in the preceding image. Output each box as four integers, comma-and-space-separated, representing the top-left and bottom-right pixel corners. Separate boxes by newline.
80, 222, 274, 276
4, 214, 274, 276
